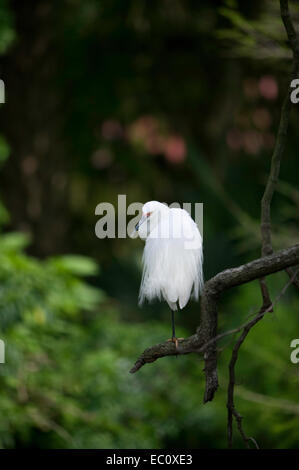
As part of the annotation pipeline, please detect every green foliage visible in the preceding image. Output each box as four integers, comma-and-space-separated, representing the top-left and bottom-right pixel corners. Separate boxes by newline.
0, 232, 103, 329
217, 280, 299, 449
50, 255, 99, 277
0, 0, 298, 450
0, 135, 10, 166
0, 229, 214, 448
0, 200, 9, 226
0, 0, 15, 54
229, 178, 299, 256
0, 136, 10, 225
217, 0, 296, 60
0, 230, 298, 449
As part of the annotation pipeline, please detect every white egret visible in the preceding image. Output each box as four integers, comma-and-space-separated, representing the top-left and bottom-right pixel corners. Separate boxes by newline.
134, 201, 203, 347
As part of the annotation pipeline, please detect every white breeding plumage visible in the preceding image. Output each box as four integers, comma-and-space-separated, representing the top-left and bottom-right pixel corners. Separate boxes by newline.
134, 201, 203, 344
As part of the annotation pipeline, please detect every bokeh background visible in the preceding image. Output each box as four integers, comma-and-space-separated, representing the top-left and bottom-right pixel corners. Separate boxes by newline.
0, 0, 298, 449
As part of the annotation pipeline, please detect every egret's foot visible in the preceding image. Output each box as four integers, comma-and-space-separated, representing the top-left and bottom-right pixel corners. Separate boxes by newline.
167, 337, 184, 349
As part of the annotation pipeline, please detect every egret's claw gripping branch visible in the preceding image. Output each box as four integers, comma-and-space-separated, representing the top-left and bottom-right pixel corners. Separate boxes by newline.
129, 334, 199, 373
130, 245, 299, 401
131, 1, 299, 431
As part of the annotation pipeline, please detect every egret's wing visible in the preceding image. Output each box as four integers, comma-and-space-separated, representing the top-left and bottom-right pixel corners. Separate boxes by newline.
139, 208, 203, 309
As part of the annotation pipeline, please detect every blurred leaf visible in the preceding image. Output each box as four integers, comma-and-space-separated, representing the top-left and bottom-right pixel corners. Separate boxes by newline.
0, 232, 31, 253
49, 255, 99, 276
0, 0, 15, 54
0, 135, 10, 166
0, 200, 9, 226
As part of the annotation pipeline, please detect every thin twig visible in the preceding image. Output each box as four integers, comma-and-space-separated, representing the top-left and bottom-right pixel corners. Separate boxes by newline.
130, 245, 299, 376
259, 0, 299, 302
226, 0, 299, 448
198, 270, 298, 354
130, 3, 299, 440
285, 266, 299, 289
260, 0, 299, 261
226, 268, 298, 449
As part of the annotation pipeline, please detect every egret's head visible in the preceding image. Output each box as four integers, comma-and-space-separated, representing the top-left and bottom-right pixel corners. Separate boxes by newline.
134, 201, 169, 238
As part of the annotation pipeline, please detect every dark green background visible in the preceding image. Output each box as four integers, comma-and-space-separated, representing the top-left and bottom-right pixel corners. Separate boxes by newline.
0, 0, 298, 449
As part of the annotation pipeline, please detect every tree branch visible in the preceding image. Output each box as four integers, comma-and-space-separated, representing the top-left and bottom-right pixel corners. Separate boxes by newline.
130, 4, 299, 446
258, 0, 299, 305
285, 266, 299, 289
224, 0, 299, 448
226, 269, 298, 448
130, 244, 299, 379
130, 334, 199, 374
260, 0, 299, 257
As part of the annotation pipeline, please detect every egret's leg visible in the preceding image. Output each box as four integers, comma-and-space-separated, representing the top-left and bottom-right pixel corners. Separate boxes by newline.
171, 310, 176, 339
175, 306, 184, 341
167, 310, 183, 349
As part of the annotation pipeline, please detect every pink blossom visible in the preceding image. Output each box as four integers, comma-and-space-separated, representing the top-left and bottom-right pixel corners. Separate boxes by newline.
258, 76, 278, 100
164, 136, 186, 163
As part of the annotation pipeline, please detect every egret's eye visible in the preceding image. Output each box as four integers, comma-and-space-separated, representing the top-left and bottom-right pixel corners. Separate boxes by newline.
145, 211, 152, 217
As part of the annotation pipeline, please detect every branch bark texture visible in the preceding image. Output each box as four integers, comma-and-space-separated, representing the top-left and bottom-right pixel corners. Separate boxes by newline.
130, 244, 299, 392
130, 2, 299, 443
261, 0, 299, 258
